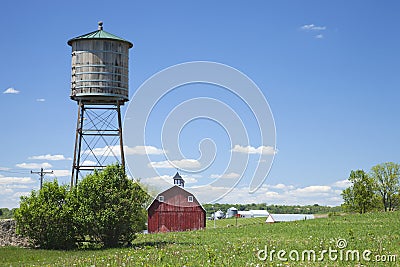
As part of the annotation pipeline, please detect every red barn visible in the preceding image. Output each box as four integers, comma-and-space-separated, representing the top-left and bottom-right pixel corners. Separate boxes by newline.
147, 173, 206, 233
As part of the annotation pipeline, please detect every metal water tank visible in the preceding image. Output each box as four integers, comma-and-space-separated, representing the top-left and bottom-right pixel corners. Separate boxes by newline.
226, 207, 238, 218
67, 22, 133, 104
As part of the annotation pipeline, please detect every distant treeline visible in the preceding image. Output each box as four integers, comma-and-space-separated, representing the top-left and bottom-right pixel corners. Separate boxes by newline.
0, 208, 16, 219
202, 203, 341, 216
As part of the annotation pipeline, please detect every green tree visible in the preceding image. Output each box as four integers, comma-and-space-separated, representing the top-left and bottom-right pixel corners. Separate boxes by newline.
392, 193, 400, 209
14, 180, 76, 249
73, 164, 149, 248
341, 187, 355, 212
341, 170, 375, 213
370, 162, 400, 211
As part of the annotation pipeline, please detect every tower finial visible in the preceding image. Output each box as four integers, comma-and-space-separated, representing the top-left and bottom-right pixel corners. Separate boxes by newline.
98, 21, 103, 30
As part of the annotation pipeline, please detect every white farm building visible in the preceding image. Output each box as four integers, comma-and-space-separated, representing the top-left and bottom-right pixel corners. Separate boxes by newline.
237, 210, 270, 218
266, 214, 314, 223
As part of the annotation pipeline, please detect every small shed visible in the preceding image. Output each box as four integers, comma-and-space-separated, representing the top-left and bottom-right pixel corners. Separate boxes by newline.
147, 173, 206, 233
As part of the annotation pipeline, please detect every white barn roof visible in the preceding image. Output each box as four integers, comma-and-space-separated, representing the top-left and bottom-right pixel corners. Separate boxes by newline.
238, 210, 269, 217
266, 214, 314, 223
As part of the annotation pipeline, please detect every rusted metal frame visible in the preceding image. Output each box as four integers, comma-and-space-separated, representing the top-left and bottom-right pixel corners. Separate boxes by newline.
84, 107, 117, 131
80, 135, 103, 167
71, 101, 125, 186
81, 133, 119, 136
86, 107, 121, 165
98, 136, 120, 167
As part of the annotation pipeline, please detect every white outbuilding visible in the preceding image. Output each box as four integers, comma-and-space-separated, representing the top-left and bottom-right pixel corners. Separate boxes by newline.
265, 214, 314, 223
237, 210, 270, 218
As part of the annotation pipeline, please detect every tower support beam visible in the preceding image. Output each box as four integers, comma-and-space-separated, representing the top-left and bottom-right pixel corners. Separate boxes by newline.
70, 101, 125, 187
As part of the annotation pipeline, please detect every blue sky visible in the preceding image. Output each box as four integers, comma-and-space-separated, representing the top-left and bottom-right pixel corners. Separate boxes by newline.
1, 1, 399, 208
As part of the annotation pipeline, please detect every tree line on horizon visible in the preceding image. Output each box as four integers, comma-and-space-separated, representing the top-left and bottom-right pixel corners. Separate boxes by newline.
341, 162, 400, 213
0, 208, 17, 219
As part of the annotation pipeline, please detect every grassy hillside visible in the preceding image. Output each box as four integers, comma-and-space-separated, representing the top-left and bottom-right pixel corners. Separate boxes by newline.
1, 212, 399, 266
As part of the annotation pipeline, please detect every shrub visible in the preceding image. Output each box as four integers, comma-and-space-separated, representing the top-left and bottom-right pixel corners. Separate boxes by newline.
72, 164, 149, 248
14, 180, 76, 249
14, 164, 149, 249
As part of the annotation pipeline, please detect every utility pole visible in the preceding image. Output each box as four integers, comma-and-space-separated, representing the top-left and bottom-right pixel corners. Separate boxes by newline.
31, 168, 53, 189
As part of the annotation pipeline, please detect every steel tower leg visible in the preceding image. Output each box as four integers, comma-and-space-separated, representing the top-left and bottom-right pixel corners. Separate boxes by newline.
71, 102, 84, 187
117, 101, 126, 170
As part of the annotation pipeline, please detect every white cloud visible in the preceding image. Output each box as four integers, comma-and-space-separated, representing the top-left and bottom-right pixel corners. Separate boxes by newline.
181, 175, 198, 184
269, 183, 295, 190
81, 160, 97, 166
12, 191, 31, 198
15, 162, 52, 169
87, 145, 165, 156
85, 146, 120, 156
301, 24, 327, 31
0, 176, 35, 185
210, 172, 240, 179
29, 154, 72, 161
148, 159, 201, 169
231, 145, 277, 155
3, 184, 30, 189
332, 179, 351, 189
265, 191, 280, 197
126, 146, 165, 155
36, 98, 46, 102
290, 185, 332, 196
52, 170, 71, 177
3, 87, 20, 94
315, 34, 324, 39
140, 175, 170, 184
273, 183, 286, 189
0, 188, 13, 195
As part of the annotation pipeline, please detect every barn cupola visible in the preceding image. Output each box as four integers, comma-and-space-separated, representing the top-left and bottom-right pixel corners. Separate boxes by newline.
173, 172, 185, 188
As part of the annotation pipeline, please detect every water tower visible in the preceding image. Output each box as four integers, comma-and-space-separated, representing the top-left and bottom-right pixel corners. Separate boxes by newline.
68, 22, 133, 187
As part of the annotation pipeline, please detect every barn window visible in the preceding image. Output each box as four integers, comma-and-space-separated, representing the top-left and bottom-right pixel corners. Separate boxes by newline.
158, 195, 164, 202
188, 195, 193, 202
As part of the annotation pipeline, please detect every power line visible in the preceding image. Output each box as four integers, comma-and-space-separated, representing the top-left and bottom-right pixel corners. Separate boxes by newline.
0, 169, 31, 175
31, 168, 53, 189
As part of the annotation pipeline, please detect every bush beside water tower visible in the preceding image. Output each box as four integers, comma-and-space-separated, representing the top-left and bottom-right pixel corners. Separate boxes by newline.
14, 164, 149, 250
14, 181, 75, 249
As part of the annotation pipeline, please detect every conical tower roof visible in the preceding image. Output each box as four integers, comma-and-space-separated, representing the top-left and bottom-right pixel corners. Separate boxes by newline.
67, 21, 133, 48
173, 172, 182, 179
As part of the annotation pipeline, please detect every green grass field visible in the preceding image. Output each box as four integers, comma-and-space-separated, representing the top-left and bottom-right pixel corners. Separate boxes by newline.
1, 212, 399, 266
